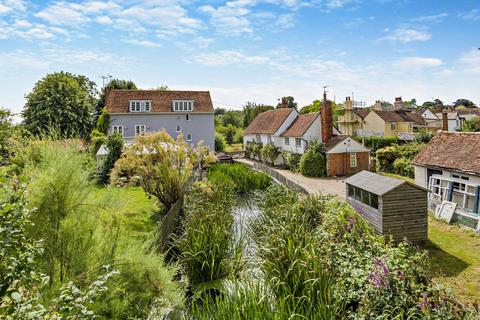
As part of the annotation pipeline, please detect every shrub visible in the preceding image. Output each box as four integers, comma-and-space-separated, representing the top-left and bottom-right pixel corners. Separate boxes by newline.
89, 129, 106, 156
207, 163, 271, 193
393, 157, 414, 178
260, 143, 280, 165
99, 133, 124, 184
355, 136, 400, 154
282, 152, 301, 171
377, 143, 425, 176
176, 181, 243, 287
96, 107, 110, 134
299, 143, 326, 177
215, 133, 226, 152
251, 141, 263, 160
415, 129, 433, 143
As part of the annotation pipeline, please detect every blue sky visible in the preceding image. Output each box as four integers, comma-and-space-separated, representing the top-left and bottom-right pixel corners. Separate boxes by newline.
1, 0, 479, 114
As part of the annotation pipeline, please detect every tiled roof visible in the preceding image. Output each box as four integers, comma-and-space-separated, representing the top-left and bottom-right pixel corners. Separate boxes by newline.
324, 135, 348, 151
281, 113, 319, 137
373, 110, 415, 123
353, 108, 370, 119
412, 131, 480, 175
456, 108, 480, 116
106, 89, 214, 113
244, 108, 294, 135
403, 112, 427, 126
434, 112, 457, 120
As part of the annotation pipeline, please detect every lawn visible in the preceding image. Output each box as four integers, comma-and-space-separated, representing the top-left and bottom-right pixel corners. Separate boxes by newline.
425, 215, 480, 305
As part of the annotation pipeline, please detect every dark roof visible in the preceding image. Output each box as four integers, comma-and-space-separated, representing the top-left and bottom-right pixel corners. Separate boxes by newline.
456, 108, 480, 116
353, 108, 370, 119
413, 131, 480, 175
403, 112, 426, 126
434, 112, 457, 120
106, 89, 214, 113
281, 113, 319, 137
345, 170, 427, 196
373, 110, 415, 123
244, 108, 294, 135
324, 135, 348, 151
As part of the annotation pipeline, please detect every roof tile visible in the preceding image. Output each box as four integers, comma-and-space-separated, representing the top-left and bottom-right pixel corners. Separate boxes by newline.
281, 113, 319, 137
244, 108, 294, 135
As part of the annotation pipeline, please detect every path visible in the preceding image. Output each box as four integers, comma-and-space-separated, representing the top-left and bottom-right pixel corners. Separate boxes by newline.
236, 158, 346, 199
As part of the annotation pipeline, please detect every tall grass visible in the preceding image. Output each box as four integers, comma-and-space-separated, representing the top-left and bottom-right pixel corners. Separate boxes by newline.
176, 180, 244, 288
207, 163, 271, 193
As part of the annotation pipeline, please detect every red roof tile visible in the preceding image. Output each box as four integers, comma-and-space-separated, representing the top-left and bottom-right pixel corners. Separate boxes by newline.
244, 108, 295, 135
373, 110, 415, 123
412, 131, 480, 175
353, 108, 370, 119
281, 113, 319, 137
106, 89, 214, 113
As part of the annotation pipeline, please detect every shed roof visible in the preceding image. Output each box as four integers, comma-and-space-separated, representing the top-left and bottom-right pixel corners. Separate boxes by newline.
345, 170, 427, 196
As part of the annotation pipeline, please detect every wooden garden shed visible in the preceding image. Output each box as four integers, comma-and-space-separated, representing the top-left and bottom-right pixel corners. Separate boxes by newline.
345, 171, 428, 242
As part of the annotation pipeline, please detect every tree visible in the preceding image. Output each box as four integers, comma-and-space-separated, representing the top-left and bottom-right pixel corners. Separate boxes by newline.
421, 101, 435, 109
277, 96, 298, 110
99, 134, 124, 184
403, 99, 417, 109
95, 79, 137, 122
222, 110, 242, 127
453, 99, 476, 108
0, 107, 14, 158
151, 85, 168, 90
300, 100, 321, 114
22, 72, 97, 139
462, 116, 480, 132
243, 102, 274, 128
223, 124, 237, 145
215, 107, 226, 116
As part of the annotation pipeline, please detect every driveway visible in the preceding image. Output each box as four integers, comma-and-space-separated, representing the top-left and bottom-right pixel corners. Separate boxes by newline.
236, 158, 346, 198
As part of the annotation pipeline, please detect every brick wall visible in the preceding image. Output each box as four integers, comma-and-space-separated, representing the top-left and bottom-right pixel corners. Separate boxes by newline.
326, 151, 370, 176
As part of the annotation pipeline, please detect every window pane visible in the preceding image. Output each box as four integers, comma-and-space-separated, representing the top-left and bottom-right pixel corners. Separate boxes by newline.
348, 184, 354, 197
361, 190, 369, 204
371, 194, 379, 209
354, 187, 361, 201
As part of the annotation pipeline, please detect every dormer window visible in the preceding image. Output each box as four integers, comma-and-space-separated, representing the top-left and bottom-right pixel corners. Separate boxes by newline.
173, 100, 193, 112
129, 100, 151, 112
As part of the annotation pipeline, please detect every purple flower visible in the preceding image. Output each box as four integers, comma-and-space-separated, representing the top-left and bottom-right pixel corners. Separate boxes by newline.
369, 258, 391, 289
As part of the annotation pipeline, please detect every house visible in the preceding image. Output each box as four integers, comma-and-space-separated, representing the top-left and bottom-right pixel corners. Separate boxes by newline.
412, 131, 480, 228
346, 170, 428, 242
433, 112, 462, 131
337, 96, 370, 136
105, 89, 215, 149
457, 108, 480, 122
359, 101, 414, 138
243, 95, 370, 176
415, 108, 439, 123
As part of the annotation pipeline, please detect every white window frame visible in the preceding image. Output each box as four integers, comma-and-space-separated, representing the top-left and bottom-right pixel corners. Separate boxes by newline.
172, 100, 194, 112
129, 100, 152, 112
350, 153, 357, 168
112, 125, 124, 136
284, 137, 289, 145
390, 123, 397, 131
176, 125, 181, 132
135, 124, 146, 136
186, 133, 192, 141
295, 138, 302, 147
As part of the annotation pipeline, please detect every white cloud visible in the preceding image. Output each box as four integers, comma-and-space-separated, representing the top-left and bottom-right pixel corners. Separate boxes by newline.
378, 28, 431, 43
194, 36, 214, 48
0, 20, 69, 40
199, 1, 254, 34
395, 57, 443, 69
95, 15, 113, 25
35, 2, 90, 26
122, 38, 161, 48
193, 50, 270, 66
458, 49, 480, 75
275, 13, 295, 29
412, 13, 448, 23
0, 3, 12, 14
459, 9, 480, 21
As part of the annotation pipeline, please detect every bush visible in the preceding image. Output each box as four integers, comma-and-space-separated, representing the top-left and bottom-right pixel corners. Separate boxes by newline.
245, 141, 263, 160
415, 129, 433, 143
282, 152, 301, 171
377, 143, 425, 176
90, 129, 106, 156
355, 136, 400, 154
207, 163, 271, 193
99, 133, 124, 184
260, 143, 280, 165
393, 157, 414, 178
299, 146, 326, 177
215, 133, 226, 152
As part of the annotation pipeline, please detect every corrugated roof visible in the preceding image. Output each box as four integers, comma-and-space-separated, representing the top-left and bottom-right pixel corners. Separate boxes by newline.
281, 113, 319, 137
244, 108, 294, 135
345, 170, 426, 196
412, 131, 480, 175
106, 89, 214, 113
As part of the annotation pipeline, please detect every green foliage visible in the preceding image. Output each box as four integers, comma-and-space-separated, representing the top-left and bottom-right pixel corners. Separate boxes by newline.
276, 96, 298, 110
246, 141, 263, 160
0, 107, 15, 159
243, 102, 274, 128
223, 124, 237, 145
95, 107, 110, 135
176, 181, 243, 287
453, 99, 476, 108
355, 135, 401, 154
95, 79, 137, 121
300, 141, 326, 177
22, 71, 97, 139
260, 143, 280, 165
282, 151, 301, 171
222, 110, 243, 128
415, 129, 434, 143
462, 116, 480, 132
89, 129, 106, 156
207, 163, 272, 193
99, 133, 124, 184
377, 143, 425, 177
214, 133, 226, 152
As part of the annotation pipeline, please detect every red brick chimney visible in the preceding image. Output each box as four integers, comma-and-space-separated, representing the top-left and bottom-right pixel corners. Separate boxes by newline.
442, 112, 448, 131
321, 97, 333, 143
280, 97, 288, 108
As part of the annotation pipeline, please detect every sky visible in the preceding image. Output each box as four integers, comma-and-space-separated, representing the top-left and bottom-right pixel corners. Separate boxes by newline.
1, 0, 480, 114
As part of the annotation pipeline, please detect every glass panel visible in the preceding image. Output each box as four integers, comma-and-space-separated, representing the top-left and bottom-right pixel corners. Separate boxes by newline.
347, 184, 354, 197
361, 189, 369, 204
371, 194, 379, 209
354, 187, 362, 201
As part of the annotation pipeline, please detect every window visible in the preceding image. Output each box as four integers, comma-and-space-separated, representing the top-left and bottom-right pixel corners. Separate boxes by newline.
284, 137, 290, 145
112, 125, 124, 136
390, 123, 397, 131
256, 134, 261, 142
186, 133, 192, 141
350, 153, 357, 168
295, 138, 302, 147
135, 124, 146, 136
370, 194, 379, 209
129, 100, 152, 112
350, 185, 379, 210
176, 125, 181, 132
173, 100, 193, 112
347, 184, 354, 197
